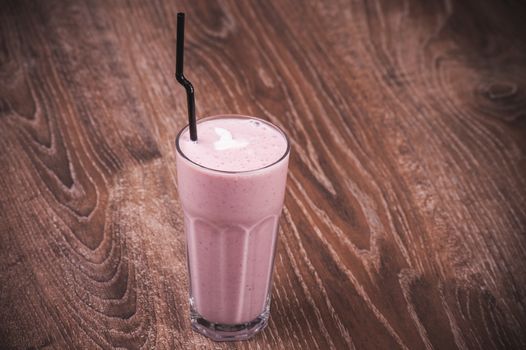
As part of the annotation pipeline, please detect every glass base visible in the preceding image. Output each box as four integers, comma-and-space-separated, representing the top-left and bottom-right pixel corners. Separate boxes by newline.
190, 299, 270, 341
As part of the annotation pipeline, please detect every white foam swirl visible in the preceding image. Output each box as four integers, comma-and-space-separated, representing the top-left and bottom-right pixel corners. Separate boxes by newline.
213, 127, 249, 151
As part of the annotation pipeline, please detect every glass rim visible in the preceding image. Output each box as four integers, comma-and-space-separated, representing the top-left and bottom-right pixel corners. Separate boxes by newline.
175, 114, 291, 174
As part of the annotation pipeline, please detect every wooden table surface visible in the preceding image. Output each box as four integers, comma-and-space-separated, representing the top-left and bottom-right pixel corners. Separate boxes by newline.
1, 1, 526, 349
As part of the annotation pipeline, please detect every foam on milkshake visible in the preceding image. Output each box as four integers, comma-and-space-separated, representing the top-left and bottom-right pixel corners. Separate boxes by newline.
179, 118, 288, 172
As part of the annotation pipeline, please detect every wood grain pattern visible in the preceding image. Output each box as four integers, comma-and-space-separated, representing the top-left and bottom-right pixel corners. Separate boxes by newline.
1, 0, 525, 349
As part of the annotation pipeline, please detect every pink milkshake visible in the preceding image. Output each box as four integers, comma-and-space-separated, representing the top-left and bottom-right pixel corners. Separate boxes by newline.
175, 115, 290, 341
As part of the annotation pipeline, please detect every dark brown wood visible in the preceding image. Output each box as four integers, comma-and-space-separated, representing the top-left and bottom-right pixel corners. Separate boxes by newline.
1, 0, 525, 349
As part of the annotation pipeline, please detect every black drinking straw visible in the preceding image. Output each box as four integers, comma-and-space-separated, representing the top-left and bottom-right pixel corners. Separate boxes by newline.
176, 12, 197, 141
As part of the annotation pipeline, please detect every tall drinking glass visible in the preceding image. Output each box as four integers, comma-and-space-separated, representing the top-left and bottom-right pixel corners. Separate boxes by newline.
175, 115, 290, 341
